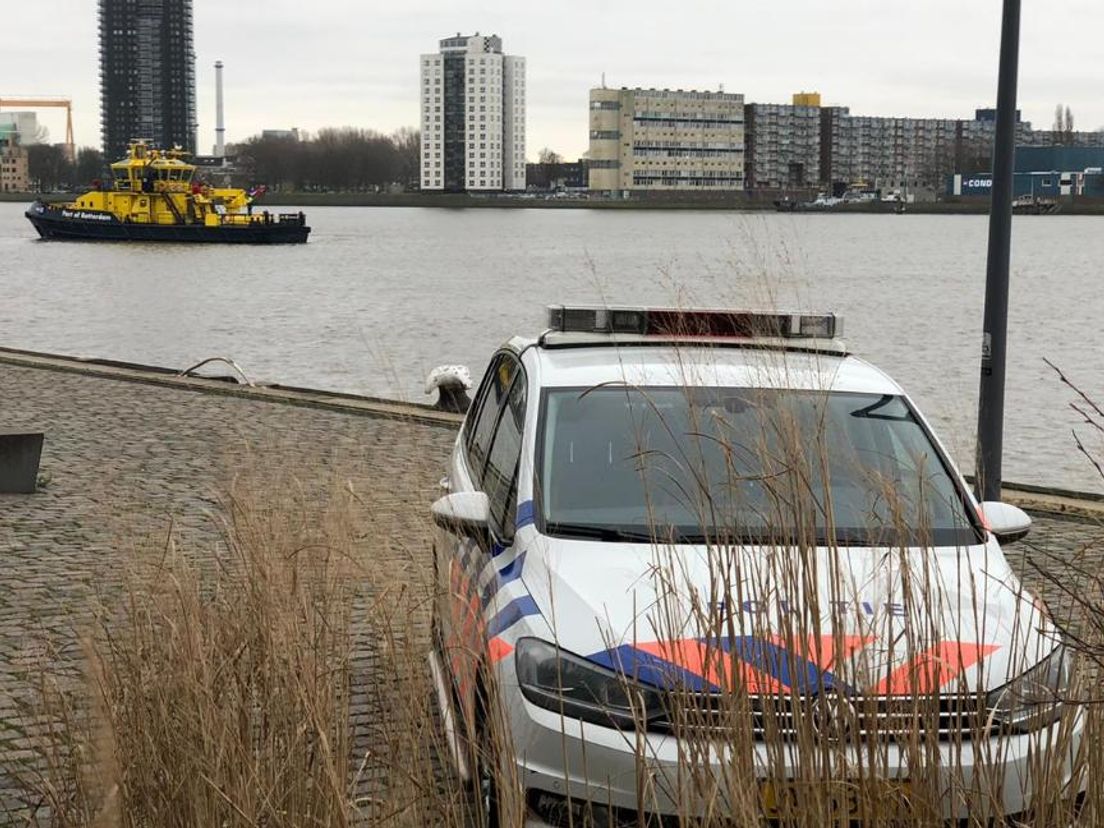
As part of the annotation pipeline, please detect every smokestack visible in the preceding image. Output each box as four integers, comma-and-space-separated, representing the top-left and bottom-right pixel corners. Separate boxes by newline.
215, 60, 226, 158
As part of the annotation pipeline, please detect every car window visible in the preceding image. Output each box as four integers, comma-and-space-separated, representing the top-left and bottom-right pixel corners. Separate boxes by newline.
465, 354, 518, 478
483, 373, 526, 539
537, 387, 980, 548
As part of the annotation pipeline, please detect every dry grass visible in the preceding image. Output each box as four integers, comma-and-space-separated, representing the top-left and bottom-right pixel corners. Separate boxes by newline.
9, 474, 471, 827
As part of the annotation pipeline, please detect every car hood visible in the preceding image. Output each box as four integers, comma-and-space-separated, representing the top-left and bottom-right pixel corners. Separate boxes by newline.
520, 536, 1057, 695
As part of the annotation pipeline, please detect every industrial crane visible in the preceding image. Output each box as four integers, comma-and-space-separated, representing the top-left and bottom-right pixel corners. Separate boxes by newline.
0, 98, 74, 161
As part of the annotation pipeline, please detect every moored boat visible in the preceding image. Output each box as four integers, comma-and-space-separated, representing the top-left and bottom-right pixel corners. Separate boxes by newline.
25, 140, 309, 244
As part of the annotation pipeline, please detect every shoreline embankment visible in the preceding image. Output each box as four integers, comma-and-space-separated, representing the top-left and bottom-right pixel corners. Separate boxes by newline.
7, 190, 1104, 215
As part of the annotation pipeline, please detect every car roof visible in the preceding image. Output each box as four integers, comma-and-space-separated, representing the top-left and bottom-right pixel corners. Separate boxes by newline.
519, 341, 903, 396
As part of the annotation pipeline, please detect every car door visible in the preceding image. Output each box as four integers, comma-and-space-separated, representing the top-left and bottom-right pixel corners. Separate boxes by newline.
438, 353, 525, 725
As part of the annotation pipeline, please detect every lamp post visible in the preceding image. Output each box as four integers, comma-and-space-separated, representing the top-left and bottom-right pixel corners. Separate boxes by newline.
976, 0, 1022, 503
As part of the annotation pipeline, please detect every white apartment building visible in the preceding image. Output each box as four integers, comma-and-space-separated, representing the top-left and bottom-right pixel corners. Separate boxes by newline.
420, 33, 526, 192
588, 87, 745, 193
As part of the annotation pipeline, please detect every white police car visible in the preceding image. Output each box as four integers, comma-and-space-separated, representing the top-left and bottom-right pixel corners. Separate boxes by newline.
429, 305, 1083, 826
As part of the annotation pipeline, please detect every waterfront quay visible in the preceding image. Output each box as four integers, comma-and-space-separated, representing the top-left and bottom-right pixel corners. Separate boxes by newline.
0, 348, 1102, 819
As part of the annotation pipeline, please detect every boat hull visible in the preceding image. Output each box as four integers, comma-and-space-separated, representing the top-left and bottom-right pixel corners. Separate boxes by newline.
24, 204, 310, 244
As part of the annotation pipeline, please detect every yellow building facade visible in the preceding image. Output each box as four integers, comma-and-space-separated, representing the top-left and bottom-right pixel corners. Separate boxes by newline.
588, 87, 745, 193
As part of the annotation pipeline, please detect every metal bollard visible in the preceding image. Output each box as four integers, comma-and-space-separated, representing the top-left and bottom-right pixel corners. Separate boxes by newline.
0, 432, 44, 494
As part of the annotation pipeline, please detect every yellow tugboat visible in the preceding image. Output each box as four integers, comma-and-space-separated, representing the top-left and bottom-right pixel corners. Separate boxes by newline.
25, 140, 309, 243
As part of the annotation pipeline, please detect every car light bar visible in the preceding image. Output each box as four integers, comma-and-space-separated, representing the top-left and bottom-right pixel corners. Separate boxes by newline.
546, 305, 842, 339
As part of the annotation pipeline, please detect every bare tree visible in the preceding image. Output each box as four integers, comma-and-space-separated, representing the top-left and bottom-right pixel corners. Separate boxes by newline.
74, 148, 105, 184
27, 144, 69, 190
391, 127, 420, 188
538, 147, 562, 165
1052, 104, 1076, 145
237, 127, 418, 192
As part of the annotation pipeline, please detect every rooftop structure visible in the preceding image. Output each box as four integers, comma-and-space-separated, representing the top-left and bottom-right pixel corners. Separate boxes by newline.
260, 128, 300, 141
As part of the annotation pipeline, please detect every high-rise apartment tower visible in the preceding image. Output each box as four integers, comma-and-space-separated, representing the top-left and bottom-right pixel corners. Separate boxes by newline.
99, 0, 198, 160
420, 34, 526, 192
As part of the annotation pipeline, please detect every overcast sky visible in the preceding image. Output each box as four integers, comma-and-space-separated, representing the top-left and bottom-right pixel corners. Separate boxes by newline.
3, 0, 1102, 159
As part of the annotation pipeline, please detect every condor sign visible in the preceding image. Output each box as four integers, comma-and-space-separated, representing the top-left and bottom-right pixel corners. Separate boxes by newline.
948, 173, 994, 196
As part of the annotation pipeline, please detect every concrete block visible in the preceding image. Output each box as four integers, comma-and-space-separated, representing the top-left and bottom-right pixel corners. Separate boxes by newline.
0, 433, 44, 494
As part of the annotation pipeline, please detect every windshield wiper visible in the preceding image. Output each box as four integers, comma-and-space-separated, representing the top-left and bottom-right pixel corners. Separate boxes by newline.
849, 394, 913, 422
544, 523, 675, 543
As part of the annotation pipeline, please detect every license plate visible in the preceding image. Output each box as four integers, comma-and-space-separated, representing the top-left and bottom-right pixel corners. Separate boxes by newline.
761, 780, 911, 822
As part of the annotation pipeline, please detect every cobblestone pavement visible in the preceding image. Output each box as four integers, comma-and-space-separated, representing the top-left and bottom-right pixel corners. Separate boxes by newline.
0, 361, 1102, 823
0, 362, 458, 821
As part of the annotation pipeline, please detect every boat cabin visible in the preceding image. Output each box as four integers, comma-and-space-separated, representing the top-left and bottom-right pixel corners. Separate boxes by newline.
110, 140, 196, 193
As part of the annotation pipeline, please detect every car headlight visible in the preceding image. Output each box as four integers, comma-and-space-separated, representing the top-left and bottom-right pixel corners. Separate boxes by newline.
987, 648, 1070, 734
515, 638, 664, 730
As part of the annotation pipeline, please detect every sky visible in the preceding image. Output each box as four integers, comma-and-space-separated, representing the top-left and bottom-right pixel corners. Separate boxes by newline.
2, 0, 1102, 160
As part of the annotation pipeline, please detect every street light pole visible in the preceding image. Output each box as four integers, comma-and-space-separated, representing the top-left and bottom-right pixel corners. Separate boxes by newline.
976, 0, 1022, 503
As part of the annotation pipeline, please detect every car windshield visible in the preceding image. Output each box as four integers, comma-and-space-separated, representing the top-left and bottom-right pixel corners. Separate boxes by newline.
537, 387, 980, 547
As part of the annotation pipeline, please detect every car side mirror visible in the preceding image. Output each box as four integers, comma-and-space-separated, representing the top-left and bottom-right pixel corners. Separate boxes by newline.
432, 492, 490, 537
979, 501, 1032, 544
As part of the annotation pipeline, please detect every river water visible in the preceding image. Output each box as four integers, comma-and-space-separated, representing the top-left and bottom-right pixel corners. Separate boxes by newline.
1, 202, 1101, 493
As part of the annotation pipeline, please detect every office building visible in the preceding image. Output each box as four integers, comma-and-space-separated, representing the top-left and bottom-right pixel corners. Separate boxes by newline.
588, 87, 744, 193
420, 33, 526, 192
98, 0, 198, 159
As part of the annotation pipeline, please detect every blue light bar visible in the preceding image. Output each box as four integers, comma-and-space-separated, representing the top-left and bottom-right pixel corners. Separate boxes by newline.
546, 305, 842, 339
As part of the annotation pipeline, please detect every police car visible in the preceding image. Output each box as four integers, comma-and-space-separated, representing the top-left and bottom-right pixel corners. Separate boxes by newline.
429, 305, 1083, 826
